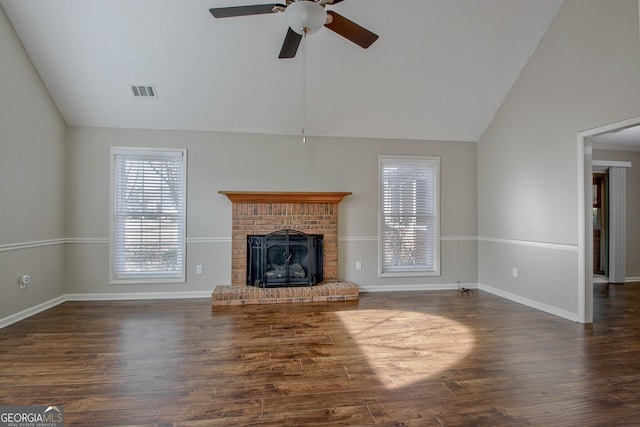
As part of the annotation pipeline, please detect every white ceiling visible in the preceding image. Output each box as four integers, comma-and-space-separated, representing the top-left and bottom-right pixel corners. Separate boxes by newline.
1, 0, 565, 142
592, 125, 640, 151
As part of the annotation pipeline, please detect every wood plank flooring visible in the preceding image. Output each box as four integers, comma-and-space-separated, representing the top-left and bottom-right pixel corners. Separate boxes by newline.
1, 284, 639, 426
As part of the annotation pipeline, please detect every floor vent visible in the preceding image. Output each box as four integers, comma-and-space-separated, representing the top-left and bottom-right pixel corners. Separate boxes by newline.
131, 85, 156, 98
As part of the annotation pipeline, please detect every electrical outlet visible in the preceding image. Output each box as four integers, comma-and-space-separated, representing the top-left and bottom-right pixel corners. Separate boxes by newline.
512, 268, 518, 278
355, 261, 362, 271
18, 275, 30, 289
196, 265, 203, 275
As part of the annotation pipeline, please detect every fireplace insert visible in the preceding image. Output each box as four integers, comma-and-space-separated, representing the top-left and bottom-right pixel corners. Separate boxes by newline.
247, 229, 323, 287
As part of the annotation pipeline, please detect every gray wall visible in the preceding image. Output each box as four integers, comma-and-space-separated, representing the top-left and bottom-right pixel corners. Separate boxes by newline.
0, 6, 67, 318
478, 0, 640, 318
64, 127, 478, 295
592, 149, 640, 280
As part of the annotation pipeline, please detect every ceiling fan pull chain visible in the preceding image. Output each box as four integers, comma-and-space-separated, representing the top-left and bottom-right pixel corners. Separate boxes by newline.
301, 30, 307, 143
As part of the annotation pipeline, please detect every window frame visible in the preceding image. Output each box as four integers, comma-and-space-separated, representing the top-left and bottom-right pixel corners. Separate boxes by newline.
109, 146, 187, 284
378, 155, 440, 277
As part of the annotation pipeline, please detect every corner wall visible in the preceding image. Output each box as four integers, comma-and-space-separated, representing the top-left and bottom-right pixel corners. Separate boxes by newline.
0, 5, 67, 319
478, 0, 640, 320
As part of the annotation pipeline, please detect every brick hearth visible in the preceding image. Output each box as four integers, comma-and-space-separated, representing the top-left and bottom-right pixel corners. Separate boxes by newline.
211, 281, 359, 306
214, 191, 357, 306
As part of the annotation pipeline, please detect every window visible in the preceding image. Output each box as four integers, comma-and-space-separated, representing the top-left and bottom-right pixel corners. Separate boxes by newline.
110, 147, 186, 283
379, 155, 440, 276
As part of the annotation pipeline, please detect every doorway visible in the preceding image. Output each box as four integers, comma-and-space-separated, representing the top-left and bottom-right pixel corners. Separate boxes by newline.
579, 116, 638, 323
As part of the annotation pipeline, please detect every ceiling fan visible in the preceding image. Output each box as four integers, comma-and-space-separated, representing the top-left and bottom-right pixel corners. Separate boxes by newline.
209, 0, 379, 58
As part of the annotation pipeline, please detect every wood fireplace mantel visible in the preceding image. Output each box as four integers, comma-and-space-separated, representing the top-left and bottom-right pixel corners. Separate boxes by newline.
218, 191, 352, 204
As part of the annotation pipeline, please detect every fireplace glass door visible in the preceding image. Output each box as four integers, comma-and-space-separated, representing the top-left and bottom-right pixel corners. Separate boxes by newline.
247, 229, 323, 287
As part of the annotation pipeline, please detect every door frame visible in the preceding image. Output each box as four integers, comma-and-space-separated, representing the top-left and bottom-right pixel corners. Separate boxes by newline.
578, 116, 639, 323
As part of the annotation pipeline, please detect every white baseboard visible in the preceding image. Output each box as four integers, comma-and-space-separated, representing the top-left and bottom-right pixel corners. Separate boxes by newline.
0, 291, 212, 329
478, 283, 578, 322
359, 283, 478, 292
65, 291, 212, 301
593, 277, 640, 284
0, 295, 67, 329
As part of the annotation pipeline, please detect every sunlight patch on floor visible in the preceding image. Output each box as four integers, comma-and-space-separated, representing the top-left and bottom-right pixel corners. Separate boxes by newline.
335, 309, 475, 390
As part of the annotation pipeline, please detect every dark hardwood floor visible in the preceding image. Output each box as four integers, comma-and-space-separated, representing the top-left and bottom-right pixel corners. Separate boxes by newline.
1, 284, 639, 426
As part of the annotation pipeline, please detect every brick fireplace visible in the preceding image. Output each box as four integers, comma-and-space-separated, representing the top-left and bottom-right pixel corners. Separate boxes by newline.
212, 191, 359, 306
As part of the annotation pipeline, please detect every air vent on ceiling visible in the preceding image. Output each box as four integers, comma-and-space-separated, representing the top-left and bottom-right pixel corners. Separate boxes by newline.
131, 85, 156, 98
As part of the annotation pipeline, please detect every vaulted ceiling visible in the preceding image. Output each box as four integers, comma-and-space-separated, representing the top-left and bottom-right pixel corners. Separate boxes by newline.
1, 0, 565, 141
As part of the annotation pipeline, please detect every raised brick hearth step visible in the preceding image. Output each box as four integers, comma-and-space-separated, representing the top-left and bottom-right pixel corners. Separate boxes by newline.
211, 282, 359, 307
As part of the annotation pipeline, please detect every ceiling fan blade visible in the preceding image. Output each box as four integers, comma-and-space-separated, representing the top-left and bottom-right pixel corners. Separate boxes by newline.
209, 4, 285, 18
325, 11, 378, 49
279, 28, 303, 59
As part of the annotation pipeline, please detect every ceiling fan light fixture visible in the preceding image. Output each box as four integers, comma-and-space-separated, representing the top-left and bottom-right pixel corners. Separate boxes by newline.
285, 1, 327, 35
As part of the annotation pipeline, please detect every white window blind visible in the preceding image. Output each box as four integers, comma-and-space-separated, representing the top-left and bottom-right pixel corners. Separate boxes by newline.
379, 156, 440, 276
111, 148, 186, 283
